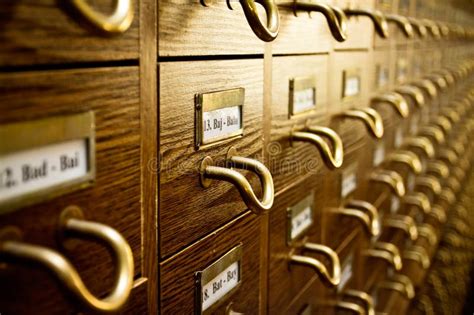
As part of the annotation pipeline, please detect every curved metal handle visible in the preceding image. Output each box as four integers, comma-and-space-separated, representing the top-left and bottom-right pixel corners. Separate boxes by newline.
289, 243, 341, 287
239, 0, 280, 42
379, 274, 415, 299
371, 92, 410, 118
331, 208, 380, 237
438, 148, 458, 165
403, 245, 430, 269
438, 23, 450, 37
434, 69, 455, 86
411, 80, 438, 99
345, 200, 381, 235
343, 290, 375, 315
439, 187, 456, 205
69, 0, 134, 34
364, 243, 402, 271
422, 19, 441, 38
440, 109, 461, 124
402, 192, 431, 214
417, 224, 437, 246
344, 8, 389, 38
428, 205, 447, 224
432, 116, 452, 135
200, 148, 274, 215
384, 150, 422, 174
0, 210, 134, 313
321, 301, 365, 315
409, 18, 428, 38
281, 2, 348, 42
291, 126, 344, 169
425, 74, 448, 90
385, 14, 414, 38
384, 215, 418, 241
415, 175, 442, 195
394, 86, 425, 107
402, 136, 435, 158
418, 126, 445, 145
369, 169, 406, 197
340, 108, 384, 139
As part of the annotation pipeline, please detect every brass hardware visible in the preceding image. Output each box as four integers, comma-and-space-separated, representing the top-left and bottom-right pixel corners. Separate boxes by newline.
0, 207, 134, 313
343, 8, 389, 38
319, 301, 365, 315
426, 161, 449, 179
339, 108, 384, 139
411, 80, 437, 99
440, 109, 461, 124
409, 18, 428, 37
432, 116, 453, 134
364, 242, 402, 271
395, 86, 425, 107
289, 243, 341, 287
342, 290, 375, 315
415, 175, 442, 195
385, 14, 414, 38
369, 169, 406, 197
200, 147, 274, 215
428, 205, 447, 224
402, 192, 431, 214
280, 1, 348, 42
379, 275, 415, 299
439, 188, 456, 205
402, 136, 435, 158
403, 245, 430, 269
425, 74, 447, 90
435, 69, 455, 86
384, 215, 418, 241
418, 295, 435, 315
371, 92, 410, 118
332, 200, 380, 237
291, 126, 344, 169
438, 148, 458, 165
384, 151, 422, 174
418, 126, 445, 145
417, 224, 437, 246
68, 0, 134, 34
422, 19, 441, 38
288, 76, 317, 117
446, 177, 461, 194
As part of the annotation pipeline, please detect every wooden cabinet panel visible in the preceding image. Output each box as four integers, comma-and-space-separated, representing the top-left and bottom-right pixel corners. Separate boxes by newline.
369, 49, 394, 97
0, 67, 142, 313
0, 0, 139, 67
159, 59, 264, 258
159, 212, 263, 314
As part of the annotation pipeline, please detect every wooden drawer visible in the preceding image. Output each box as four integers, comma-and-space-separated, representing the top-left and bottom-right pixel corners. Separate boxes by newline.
159, 212, 263, 314
369, 49, 394, 97
0, 0, 139, 67
270, 55, 330, 193
158, 0, 269, 56
373, 0, 395, 49
159, 59, 265, 258
0, 67, 142, 313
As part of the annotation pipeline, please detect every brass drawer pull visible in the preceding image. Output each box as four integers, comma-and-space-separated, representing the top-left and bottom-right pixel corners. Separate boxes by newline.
319, 301, 365, 315
402, 136, 435, 158
200, 147, 274, 215
332, 200, 380, 237
385, 14, 414, 38
425, 74, 448, 90
403, 245, 430, 269
371, 92, 410, 118
279, 1, 348, 42
342, 290, 375, 315
289, 243, 341, 287
384, 151, 422, 174
438, 148, 458, 165
291, 126, 344, 169
394, 86, 425, 107
411, 79, 438, 99
364, 242, 402, 271
427, 205, 446, 224
69, 0, 134, 34
384, 215, 418, 241
402, 192, 431, 215
422, 19, 441, 38
235, 0, 280, 42
343, 8, 389, 38
426, 161, 449, 179
339, 108, 384, 139
417, 224, 437, 246
370, 169, 406, 197
418, 126, 445, 145
0, 207, 134, 313
415, 175, 442, 195
432, 116, 452, 134
378, 274, 415, 299
409, 18, 428, 38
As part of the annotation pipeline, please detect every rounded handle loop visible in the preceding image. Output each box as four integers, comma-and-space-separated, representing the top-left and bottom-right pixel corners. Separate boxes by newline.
409, 18, 428, 37
371, 92, 410, 118
402, 192, 431, 214
300, 242, 341, 287
341, 108, 384, 139
384, 215, 418, 241
402, 136, 435, 158
386, 14, 414, 38
384, 150, 423, 174
418, 126, 446, 145
395, 86, 426, 107
379, 274, 415, 299
343, 290, 375, 315
239, 0, 280, 42
345, 200, 381, 236
415, 175, 442, 195
344, 8, 389, 38
412, 79, 438, 99
370, 169, 406, 197
403, 246, 430, 269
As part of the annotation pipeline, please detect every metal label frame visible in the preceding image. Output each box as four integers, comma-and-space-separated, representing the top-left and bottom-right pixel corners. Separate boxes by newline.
286, 192, 315, 245
342, 69, 362, 100
289, 76, 318, 118
195, 243, 243, 315
195, 88, 245, 150
340, 163, 358, 199
0, 112, 95, 214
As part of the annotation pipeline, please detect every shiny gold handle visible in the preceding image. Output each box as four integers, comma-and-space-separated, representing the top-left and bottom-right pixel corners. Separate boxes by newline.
384, 215, 418, 241
340, 108, 384, 139
403, 245, 430, 269
422, 19, 441, 38
385, 14, 414, 38
68, 0, 134, 34
0, 209, 134, 313
344, 8, 389, 38
402, 136, 435, 158
394, 86, 425, 107
439, 187, 456, 205
438, 23, 450, 37
438, 148, 458, 165
425, 74, 448, 90
428, 205, 447, 224
411, 80, 438, 99
418, 126, 446, 145
432, 116, 452, 135
371, 92, 410, 118
417, 223, 437, 246
281, 1, 348, 42
332, 201, 380, 237
289, 243, 341, 287
291, 126, 344, 169
409, 18, 428, 38
379, 274, 415, 299
434, 69, 455, 86
402, 192, 431, 214
236, 0, 280, 42
415, 175, 442, 195
343, 290, 375, 315
369, 169, 406, 197
440, 109, 461, 124
364, 243, 402, 271
200, 147, 274, 215
384, 150, 423, 174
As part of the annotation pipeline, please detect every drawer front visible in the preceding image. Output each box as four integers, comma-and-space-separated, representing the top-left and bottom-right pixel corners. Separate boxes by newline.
159, 0, 266, 56
160, 213, 262, 314
373, 0, 395, 49
369, 49, 393, 96
270, 55, 330, 193
0, 68, 141, 313
0, 0, 139, 66
159, 59, 264, 258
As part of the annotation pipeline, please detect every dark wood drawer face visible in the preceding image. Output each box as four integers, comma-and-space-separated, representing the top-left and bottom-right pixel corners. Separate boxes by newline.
160, 213, 262, 314
0, 67, 141, 313
159, 59, 264, 258
0, 1, 139, 67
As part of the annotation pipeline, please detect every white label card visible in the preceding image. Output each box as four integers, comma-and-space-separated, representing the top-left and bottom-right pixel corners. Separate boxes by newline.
377, 65, 389, 88
407, 173, 416, 191
373, 142, 386, 166
409, 113, 420, 135
293, 88, 316, 114
394, 126, 404, 148
291, 206, 313, 240
343, 76, 361, 98
202, 106, 242, 144
341, 165, 357, 198
338, 254, 354, 292
201, 261, 240, 312
391, 196, 400, 213
0, 139, 89, 204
